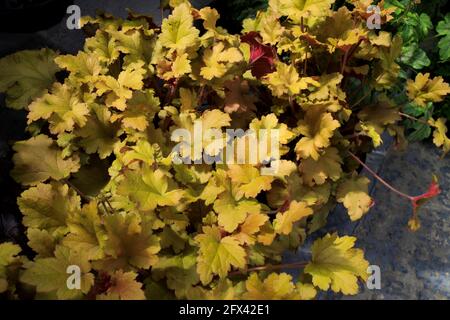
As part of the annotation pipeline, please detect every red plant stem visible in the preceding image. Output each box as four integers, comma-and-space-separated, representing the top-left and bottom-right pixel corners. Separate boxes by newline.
230, 262, 309, 276
348, 151, 413, 200
347, 39, 363, 62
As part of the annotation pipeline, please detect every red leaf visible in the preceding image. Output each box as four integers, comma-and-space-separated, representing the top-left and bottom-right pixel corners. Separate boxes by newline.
241, 32, 276, 79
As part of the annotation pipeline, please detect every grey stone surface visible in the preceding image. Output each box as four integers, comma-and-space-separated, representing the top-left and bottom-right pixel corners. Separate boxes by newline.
284, 140, 450, 300
347, 141, 450, 300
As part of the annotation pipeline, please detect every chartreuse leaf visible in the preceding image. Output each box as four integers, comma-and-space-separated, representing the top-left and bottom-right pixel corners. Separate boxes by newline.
0, 243, 22, 293
407, 73, 450, 107
95, 61, 147, 111
28, 83, 90, 134
374, 34, 402, 89
107, 28, 154, 66
195, 226, 246, 285
63, 201, 107, 260
163, 53, 192, 80
118, 165, 184, 211
187, 279, 238, 300
11, 135, 80, 186
305, 233, 369, 295
76, 104, 120, 159
21, 246, 94, 299
0, 48, 59, 109
214, 191, 262, 233
159, 2, 199, 52
94, 212, 161, 271
55, 51, 105, 84
112, 89, 160, 131
84, 30, 120, 65
337, 174, 373, 221
18, 182, 80, 237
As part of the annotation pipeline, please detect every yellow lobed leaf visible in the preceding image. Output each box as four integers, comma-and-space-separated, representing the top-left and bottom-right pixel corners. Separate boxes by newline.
234, 212, 269, 245
63, 201, 107, 260
264, 62, 320, 98
27, 229, 56, 258
85, 30, 120, 65
407, 73, 450, 107
195, 226, 246, 285
269, 0, 334, 25
117, 165, 184, 211
429, 117, 450, 157
274, 201, 313, 235
55, 51, 105, 84
227, 164, 275, 199
214, 193, 261, 233
97, 271, 145, 300
95, 212, 161, 271
305, 233, 369, 295
95, 61, 146, 111
299, 147, 343, 186
28, 83, 90, 134
200, 42, 243, 80
159, 3, 200, 52
242, 272, 295, 300
76, 104, 121, 159
295, 109, 340, 160
337, 175, 373, 221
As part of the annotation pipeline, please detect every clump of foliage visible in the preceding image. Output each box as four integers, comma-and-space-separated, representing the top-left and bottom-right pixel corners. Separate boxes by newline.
382, 0, 450, 142
0, 0, 448, 300
211, 0, 450, 144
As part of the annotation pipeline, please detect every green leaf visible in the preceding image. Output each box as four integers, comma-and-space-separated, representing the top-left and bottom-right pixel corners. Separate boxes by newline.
436, 14, 450, 62
400, 44, 430, 70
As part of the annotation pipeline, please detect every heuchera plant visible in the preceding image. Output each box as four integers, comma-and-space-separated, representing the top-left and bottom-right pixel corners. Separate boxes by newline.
0, 0, 448, 300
